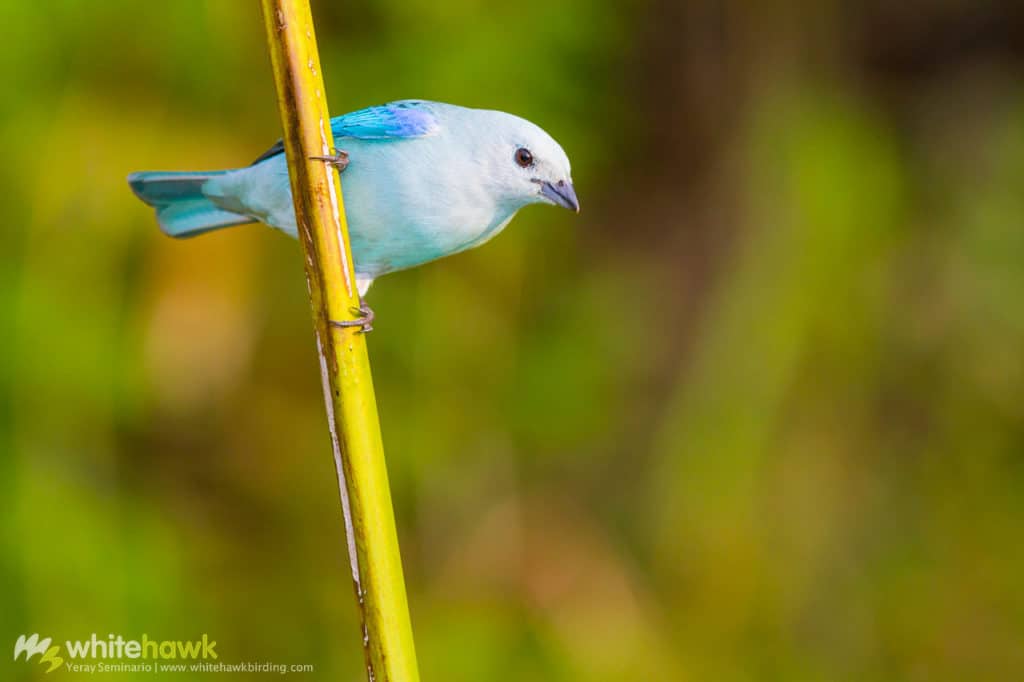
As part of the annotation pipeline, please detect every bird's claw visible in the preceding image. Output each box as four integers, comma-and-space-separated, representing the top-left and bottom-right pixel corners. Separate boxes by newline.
310, 148, 350, 171
329, 298, 374, 333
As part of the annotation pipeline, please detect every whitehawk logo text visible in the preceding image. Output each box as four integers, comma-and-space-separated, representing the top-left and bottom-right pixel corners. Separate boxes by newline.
14, 632, 217, 675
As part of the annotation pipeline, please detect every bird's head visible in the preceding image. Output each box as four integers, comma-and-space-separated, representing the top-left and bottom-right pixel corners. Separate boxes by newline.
476, 110, 579, 214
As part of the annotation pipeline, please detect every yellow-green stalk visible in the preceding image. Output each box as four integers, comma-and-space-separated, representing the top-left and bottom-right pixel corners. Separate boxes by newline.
259, 1, 420, 679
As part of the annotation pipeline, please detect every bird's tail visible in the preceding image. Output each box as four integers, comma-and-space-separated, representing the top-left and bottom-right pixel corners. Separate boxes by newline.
127, 171, 252, 238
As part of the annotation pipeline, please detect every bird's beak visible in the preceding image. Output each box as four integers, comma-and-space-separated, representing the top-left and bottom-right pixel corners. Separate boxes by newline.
539, 179, 580, 213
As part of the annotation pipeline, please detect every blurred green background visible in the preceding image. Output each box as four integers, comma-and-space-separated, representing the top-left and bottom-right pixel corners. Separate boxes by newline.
3, 1, 1024, 680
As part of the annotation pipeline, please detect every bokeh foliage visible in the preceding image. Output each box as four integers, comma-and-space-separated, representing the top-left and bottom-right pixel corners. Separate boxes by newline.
2, 1, 1024, 680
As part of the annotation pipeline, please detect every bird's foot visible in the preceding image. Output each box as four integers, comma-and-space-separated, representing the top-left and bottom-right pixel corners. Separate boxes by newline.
310, 148, 350, 172
329, 298, 374, 333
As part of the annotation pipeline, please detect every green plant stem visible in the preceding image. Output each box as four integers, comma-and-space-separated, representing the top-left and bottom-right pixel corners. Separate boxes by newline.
259, 1, 420, 680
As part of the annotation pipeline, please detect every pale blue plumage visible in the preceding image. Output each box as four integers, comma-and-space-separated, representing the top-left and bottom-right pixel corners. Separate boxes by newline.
129, 100, 578, 295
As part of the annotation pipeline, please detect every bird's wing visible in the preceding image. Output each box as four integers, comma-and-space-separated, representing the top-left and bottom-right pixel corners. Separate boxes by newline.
251, 100, 440, 164
331, 100, 440, 139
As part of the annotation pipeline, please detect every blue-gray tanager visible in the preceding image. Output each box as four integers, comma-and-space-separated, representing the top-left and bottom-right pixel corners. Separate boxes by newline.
128, 100, 578, 329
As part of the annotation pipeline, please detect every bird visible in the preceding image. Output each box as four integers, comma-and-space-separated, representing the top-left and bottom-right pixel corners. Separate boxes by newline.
128, 99, 579, 331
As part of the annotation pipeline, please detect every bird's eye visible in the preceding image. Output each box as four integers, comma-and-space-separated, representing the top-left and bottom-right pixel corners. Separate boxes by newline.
514, 148, 534, 168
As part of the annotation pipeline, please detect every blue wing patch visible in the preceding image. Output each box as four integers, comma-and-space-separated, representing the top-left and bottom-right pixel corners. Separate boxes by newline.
251, 100, 439, 164
333, 100, 439, 139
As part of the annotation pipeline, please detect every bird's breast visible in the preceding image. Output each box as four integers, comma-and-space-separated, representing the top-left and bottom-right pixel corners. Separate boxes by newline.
339, 139, 510, 276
